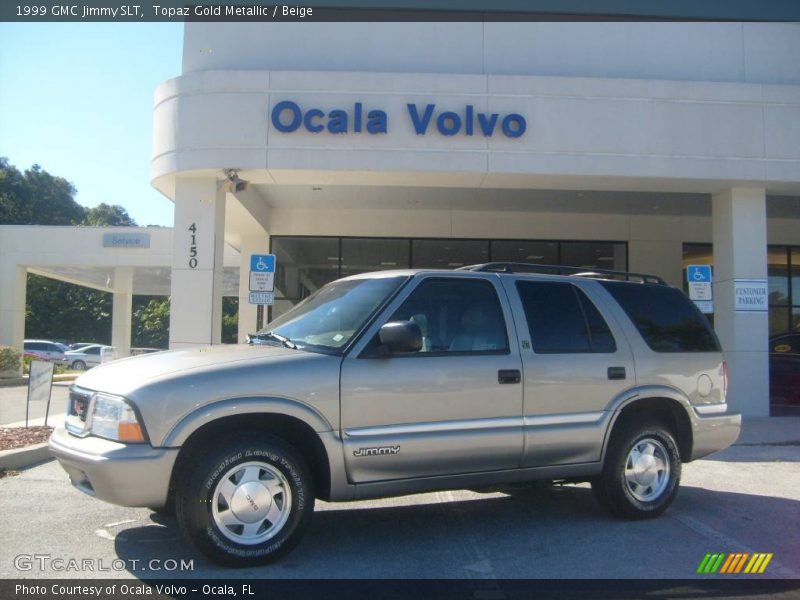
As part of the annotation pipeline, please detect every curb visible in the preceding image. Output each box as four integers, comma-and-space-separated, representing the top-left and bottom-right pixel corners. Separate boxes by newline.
0, 374, 78, 388
0, 378, 27, 388
0, 443, 53, 471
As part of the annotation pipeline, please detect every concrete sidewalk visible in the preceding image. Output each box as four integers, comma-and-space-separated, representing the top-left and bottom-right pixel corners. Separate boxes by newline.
737, 417, 800, 445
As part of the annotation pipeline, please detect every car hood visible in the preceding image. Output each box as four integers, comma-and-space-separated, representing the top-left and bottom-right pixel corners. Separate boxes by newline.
73, 344, 299, 396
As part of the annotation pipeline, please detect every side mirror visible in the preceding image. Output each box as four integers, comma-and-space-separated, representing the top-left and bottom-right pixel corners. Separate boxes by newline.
378, 321, 423, 355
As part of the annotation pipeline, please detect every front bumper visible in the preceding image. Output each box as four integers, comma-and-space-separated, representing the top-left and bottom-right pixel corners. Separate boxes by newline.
49, 426, 178, 508
689, 410, 742, 461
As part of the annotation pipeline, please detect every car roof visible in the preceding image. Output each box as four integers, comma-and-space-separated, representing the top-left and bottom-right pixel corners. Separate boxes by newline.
340, 266, 667, 286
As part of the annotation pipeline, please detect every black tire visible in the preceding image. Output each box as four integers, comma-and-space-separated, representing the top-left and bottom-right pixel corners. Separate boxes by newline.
71, 360, 86, 371
592, 420, 681, 520
175, 434, 315, 567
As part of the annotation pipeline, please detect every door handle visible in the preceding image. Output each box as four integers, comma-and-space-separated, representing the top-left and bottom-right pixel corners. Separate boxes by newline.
498, 369, 521, 384
607, 366, 626, 380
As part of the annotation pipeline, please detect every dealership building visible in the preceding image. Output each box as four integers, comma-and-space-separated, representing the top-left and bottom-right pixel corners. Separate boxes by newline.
1, 20, 799, 416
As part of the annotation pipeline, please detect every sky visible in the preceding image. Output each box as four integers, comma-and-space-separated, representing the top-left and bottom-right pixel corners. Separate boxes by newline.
0, 22, 183, 226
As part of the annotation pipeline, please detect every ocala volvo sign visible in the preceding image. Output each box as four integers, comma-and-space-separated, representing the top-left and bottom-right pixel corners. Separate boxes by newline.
271, 101, 526, 138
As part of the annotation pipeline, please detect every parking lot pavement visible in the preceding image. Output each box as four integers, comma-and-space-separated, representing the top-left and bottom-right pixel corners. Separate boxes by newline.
0, 382, 70, 427
1, 440, 798, 581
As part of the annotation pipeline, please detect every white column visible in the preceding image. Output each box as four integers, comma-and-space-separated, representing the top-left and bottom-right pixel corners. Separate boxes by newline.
111, 267, 133, 358
712, 188, 769, 416
169, 177, 226, 349
237, 235, 270, 343
0, 263, 27, 375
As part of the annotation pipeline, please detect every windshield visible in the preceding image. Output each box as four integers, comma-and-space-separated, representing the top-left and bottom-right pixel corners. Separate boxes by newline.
258, 276, 407, 354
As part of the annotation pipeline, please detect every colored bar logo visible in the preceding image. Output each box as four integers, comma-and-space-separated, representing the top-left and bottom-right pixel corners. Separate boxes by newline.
697, 553, 773, 574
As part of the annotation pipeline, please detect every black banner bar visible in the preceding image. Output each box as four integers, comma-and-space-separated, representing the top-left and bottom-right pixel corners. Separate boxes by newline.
2, 1, 800, 23
2, 579, 800, 600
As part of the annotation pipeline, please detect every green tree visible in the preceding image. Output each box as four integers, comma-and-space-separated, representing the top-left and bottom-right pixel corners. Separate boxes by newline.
132, 296, 170, 349
83, 203, 137, 226
222, 297, 239, 344
0, 158, 84, 225
24, 274, 112, 343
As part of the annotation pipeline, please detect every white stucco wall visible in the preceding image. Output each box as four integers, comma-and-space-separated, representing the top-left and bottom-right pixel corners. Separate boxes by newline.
151, 70, 800, 196
183, 22, 800, 85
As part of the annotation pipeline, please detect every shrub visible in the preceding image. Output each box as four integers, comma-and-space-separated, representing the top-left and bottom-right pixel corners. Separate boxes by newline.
0, 346, 22, 373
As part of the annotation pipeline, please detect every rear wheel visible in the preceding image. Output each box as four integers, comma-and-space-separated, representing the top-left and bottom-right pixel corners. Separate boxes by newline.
175, 434, 314, 566
592, 420, 681, 519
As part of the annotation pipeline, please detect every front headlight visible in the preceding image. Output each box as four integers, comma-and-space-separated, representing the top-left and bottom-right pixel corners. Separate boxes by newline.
90, 393, 146, 443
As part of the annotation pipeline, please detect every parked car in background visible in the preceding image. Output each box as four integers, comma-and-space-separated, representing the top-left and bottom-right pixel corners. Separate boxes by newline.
64, 345, 114, 371
131, 347, 162, 356
69, 342, 97, 351
23, 339, 68, 363
770, 333, 800, 416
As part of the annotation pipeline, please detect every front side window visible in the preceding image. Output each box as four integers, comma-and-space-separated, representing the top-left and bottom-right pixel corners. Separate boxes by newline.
260, 275, 407, 354
385, 278, 508, 354
517, 281, 616, 353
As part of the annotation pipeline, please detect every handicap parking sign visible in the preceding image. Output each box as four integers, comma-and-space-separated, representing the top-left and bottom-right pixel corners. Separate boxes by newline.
687, 265, 712, 283
250, 254, 275, 273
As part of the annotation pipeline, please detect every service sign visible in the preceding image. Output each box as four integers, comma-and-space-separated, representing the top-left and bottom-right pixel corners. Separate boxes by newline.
102, 233, 150, 248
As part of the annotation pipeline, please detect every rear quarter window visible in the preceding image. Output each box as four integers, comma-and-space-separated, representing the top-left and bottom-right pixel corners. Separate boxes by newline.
600, 281, 720, 352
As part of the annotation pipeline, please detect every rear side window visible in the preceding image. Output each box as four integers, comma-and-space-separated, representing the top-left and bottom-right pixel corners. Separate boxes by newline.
516, 281, 616, 353
600, 281, 720, 352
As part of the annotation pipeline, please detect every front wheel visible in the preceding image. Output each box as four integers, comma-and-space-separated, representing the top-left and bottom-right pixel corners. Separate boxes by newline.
175, 434, 315, 566
71, 360, 86, 371
592, 421, 681, 520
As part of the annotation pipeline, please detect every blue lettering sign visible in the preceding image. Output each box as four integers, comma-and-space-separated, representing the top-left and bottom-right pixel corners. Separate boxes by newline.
407, 103, 435, 134
272, 101, 302, 132
272, 101, 526, 138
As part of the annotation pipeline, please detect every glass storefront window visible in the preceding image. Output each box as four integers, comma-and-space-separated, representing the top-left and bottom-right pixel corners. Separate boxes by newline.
768, 246, 789, 306
681, 243, 800, 336
341, 238, 409, 276
411, 239, 489, 269
270, 236, 630, 318
272, 237, 340, 302
491, 240, 558, 265
560, 241, 627, 271
770, 307, 790, 337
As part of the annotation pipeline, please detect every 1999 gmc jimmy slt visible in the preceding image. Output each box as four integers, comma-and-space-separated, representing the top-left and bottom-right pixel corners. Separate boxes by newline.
49, 263, 741, 566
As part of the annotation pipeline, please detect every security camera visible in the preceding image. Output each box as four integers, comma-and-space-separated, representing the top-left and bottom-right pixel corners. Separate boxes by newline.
221, 169, 249, 193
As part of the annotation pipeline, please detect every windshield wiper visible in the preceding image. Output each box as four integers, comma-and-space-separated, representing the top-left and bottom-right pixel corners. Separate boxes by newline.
247, 331, 297, 349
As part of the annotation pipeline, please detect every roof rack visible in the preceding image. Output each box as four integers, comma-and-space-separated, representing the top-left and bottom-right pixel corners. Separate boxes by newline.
457, 262, 667, 285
